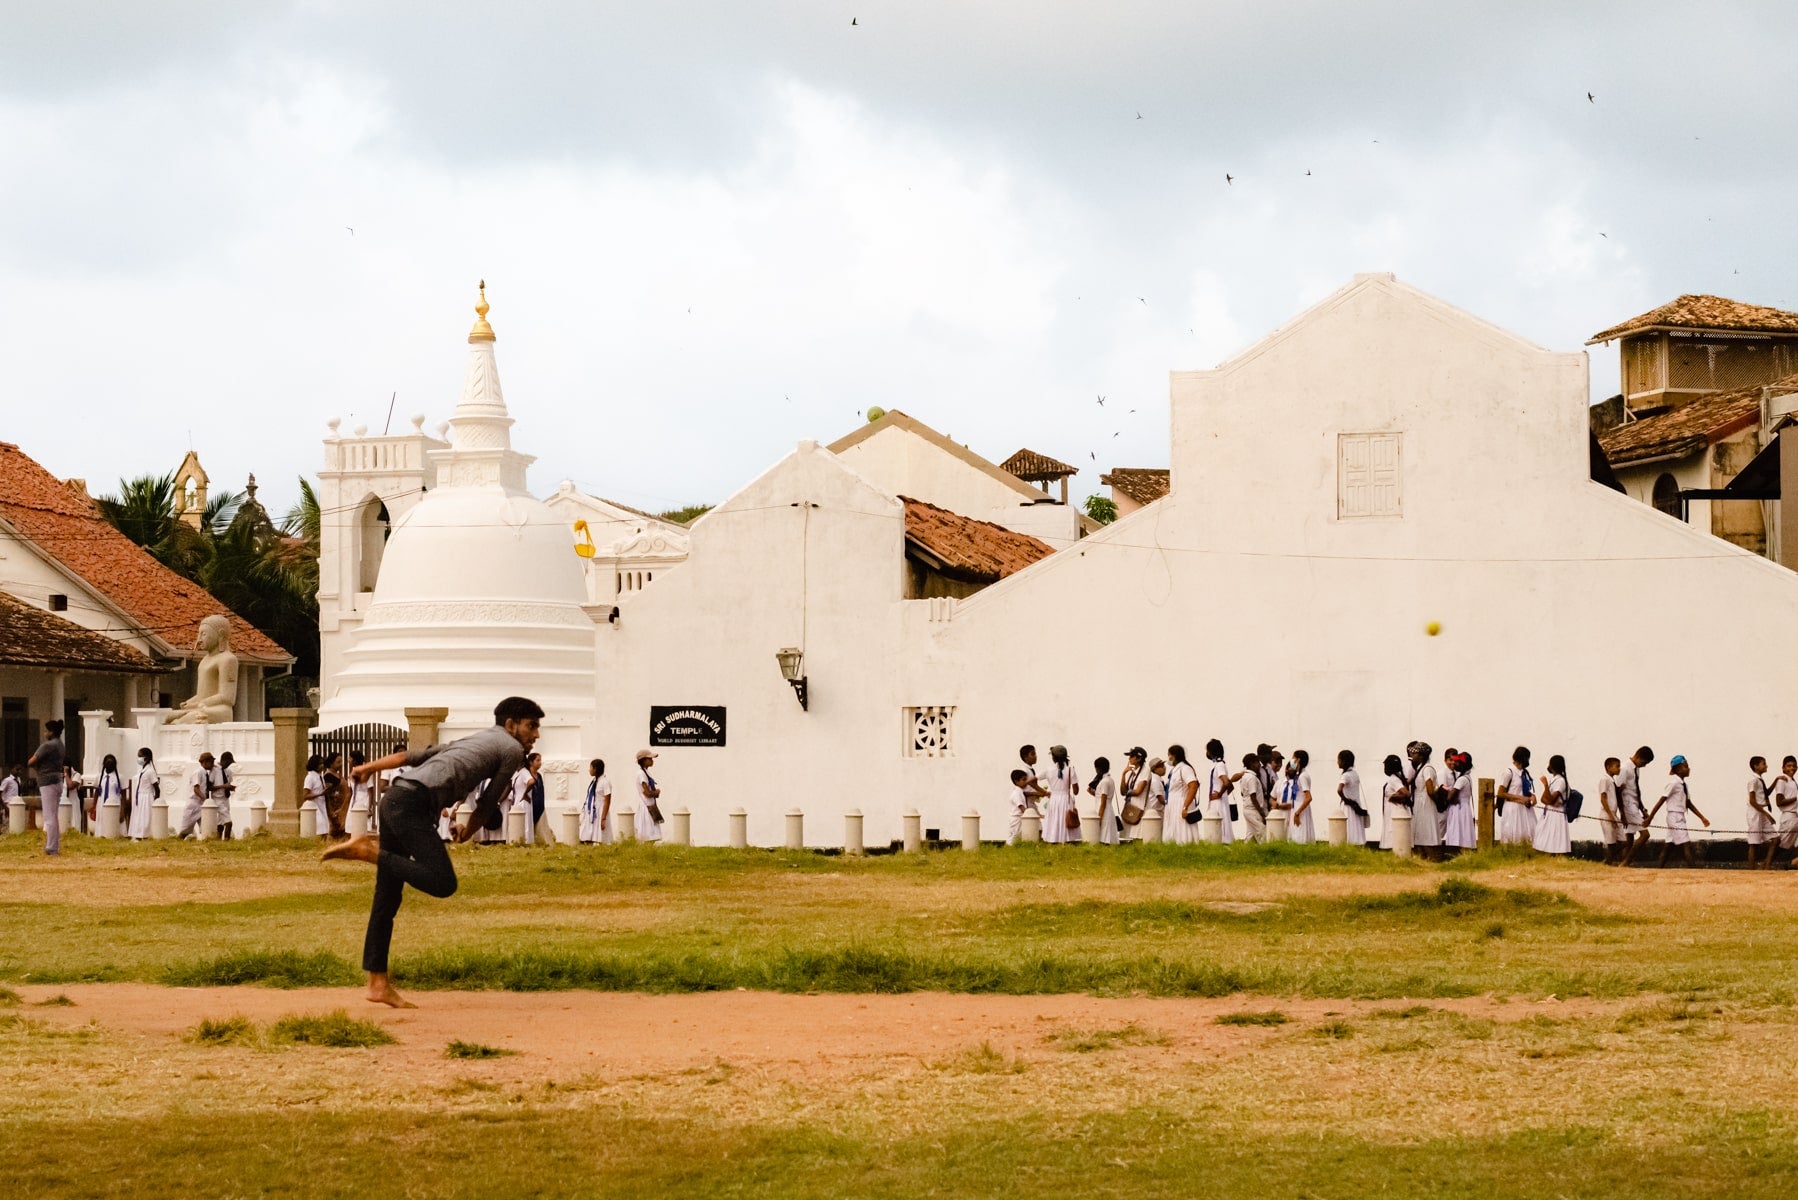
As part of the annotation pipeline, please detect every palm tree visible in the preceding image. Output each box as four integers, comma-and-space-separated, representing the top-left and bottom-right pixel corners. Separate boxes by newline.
95, 473, 180, 560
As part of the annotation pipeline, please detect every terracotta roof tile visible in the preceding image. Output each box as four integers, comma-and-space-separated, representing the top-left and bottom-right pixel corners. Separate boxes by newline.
1098, 467, 1170, 506
1596, 375, 1798, 465
1588, 294, 1798, 343
0, 592, 161, 674
0, 443, 291, 665
900, 496, 1054, 584
1001, 447, 1078, 480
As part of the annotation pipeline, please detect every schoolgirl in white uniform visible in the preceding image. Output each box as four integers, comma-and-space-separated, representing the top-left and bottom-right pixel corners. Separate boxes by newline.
1285, 750, 1316, 844
1407, 743, 1442, 859
1496, 746, 1537, 846
1532, 755, 1572, 855
1378, 755, 1412, 851
1089, 757, 1118, 846
127, 749, 158, 841
634, 750, 664, 842
1336, 750, 1367, 847
1118, 750, 1149, 842
1440, 750, 1477, 852
302, 755, 330, 838
348, 751, 374, 826
1166, 746, 1201, 844
581, 758, 613, 844
1746, 756, 1776, 868
1042, 746, 1081, 844
1203, 739, 1234, 844
1148, 757, 1169, 828
95, 755, 125, 834
510, 764, 535, 844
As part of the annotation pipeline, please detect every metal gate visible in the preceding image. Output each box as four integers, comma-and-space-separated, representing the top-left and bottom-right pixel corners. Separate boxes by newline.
309, 723, 408, 803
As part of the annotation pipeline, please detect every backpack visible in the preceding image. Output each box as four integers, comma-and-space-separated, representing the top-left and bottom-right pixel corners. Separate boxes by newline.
1564, 785, 1584, 823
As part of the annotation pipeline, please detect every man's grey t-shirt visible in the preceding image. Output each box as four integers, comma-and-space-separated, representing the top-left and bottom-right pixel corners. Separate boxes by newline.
401, 727, 525, 803
32, 737, 65, 787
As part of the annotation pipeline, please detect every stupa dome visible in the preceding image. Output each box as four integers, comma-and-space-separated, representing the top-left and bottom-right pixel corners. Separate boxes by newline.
320, 285, 597, 724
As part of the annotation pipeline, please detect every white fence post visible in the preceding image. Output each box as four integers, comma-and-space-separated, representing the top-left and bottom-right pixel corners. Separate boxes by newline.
844, 809, 864, 855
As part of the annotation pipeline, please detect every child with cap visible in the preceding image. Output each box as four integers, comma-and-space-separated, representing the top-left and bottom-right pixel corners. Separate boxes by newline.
1635, 755, 1709, 867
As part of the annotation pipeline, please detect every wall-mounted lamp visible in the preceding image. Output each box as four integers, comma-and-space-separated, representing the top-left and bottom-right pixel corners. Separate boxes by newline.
775, 646, 809, 711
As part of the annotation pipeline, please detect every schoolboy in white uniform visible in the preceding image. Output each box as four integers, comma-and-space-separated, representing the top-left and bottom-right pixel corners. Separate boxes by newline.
1634, 755, 1709, 868
1596, 758, 1626, 865
1007, 769, 1039, 843
1746, 756, 1776, 869
1774, 756, 1798, 864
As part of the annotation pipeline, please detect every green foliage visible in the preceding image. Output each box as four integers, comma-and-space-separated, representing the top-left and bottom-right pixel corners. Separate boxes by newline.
656, 504, 713, 525
189, 1016, 257, 1046
31, 994, 74, 1007
1083, 493, 1118, 524
445, 1040, 516, 1060
161, 950, 359, 989
267, 1011, 395, 1048
1043, 1023, 1167, 1052
1215, 1010, 1288, 1026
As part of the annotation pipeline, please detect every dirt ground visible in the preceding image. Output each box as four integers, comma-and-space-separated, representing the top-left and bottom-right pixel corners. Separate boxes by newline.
12, 982, 1616, 1091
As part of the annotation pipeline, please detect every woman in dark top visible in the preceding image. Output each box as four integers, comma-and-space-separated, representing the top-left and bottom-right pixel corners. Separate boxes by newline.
27, 719, 66, 856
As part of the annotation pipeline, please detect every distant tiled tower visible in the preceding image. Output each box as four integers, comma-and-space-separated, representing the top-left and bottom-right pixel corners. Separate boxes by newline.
172, 450, 209, 529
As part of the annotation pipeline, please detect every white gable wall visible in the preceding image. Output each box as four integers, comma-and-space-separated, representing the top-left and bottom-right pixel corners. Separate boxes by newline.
902, 275, 1798, 839
592, 442, 927, 845
834, 423, 1081, 546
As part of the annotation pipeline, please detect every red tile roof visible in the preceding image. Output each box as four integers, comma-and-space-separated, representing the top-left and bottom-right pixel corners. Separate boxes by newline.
900, 496, 1054, 584
1588, 295, 1798, 343
1098, 467, 1170, 507
1001, 448, 1078, 480
0, 443, 291, 665
0, 592, 161, 674
1596, 375, 1798, 466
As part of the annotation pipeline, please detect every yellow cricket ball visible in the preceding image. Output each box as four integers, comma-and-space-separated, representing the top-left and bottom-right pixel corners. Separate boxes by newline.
1425, 621, 1442, 637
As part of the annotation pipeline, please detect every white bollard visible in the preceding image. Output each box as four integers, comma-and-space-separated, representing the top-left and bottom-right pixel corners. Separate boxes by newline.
669, 807, 691, 846
961, 811, 980, 851
1021, 812, 1042, 843
902, 809, 922, 853
556, 808, 580, 844
615, 805, 636, 843
1141, 812, 1163, 843
785, 808, 804, 850
728, 807, 748, 849
199, 801, 219, 840
1080, 814, 1102, 843
505, 805, 526, 844
1200, 816, 1223, 844
7, 799, 25, 836
299, 804, 318, 838
150, 799, 170, 840
99, 801, 122, 839
1266, 811, 1288, 843
844, 809, 864, 855
247, 800, 269, 837
347, 808, 370, 837
1327, 814, 1348, 848
1390, 813, 1414, 859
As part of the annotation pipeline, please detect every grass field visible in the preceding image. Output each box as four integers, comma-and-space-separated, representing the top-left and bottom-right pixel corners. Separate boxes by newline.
3, 835, 1796, 1197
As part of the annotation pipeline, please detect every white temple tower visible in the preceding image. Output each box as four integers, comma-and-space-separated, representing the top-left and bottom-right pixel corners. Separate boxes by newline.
318, 285, 598, 732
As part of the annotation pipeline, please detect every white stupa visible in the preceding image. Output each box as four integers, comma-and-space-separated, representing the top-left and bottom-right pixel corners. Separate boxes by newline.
319, 285, 598, 727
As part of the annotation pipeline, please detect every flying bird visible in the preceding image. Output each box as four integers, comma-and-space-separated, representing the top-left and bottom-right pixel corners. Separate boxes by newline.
1587, 91, 1595, 103
1305, 169, 1312, 176
1139, 297, 1146, 305
851, 16, 858, 24
1225, 173, 1234, 184
1097, 395, 1106, 406
1090, 452, 1096, 460
345, 227, 354, 236
1598, 232, 1607, 238
1136, 111, 1143, 120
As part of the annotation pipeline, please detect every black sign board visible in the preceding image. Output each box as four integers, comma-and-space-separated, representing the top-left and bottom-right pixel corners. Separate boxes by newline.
649, 706, 727, 747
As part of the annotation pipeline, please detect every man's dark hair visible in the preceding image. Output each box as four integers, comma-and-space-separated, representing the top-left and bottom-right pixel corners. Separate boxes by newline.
1019, 744, 1035, 759
494, 696, 545, 723
1636, 746, 1655, 764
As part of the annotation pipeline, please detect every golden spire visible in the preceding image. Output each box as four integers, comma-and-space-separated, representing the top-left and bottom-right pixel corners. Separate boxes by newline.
468, 279, 496, 343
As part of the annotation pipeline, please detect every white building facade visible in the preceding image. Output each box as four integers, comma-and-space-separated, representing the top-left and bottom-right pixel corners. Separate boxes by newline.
590, 275, 1798, 845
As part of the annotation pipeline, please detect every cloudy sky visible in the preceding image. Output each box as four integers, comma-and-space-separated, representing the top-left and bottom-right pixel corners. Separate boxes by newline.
6, 2, 1796, 519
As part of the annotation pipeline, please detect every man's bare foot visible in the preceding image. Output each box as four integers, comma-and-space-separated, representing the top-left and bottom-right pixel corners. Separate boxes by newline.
366, 976, 417, 1009
322, 834, 379, 864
